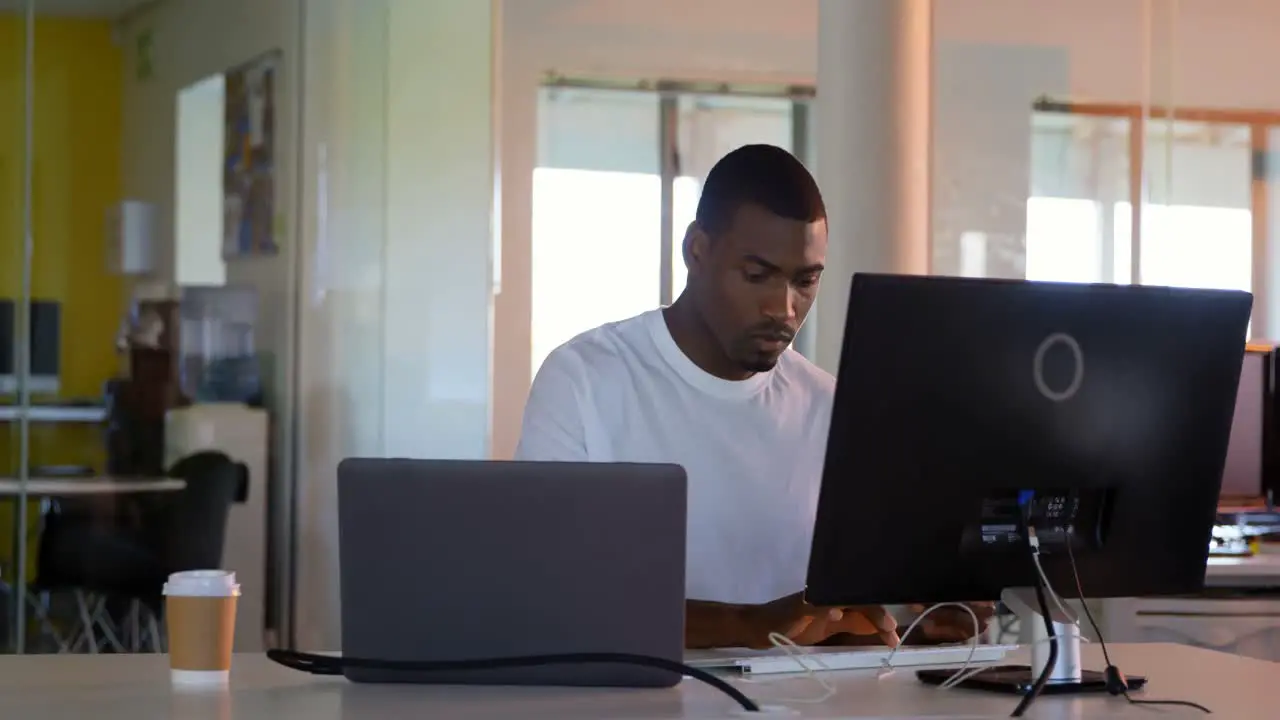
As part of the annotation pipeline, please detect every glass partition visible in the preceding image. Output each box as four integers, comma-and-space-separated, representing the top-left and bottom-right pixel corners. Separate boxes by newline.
1, 0, 33, 654
937, 0, 1279, 342
2, 0, 139, 653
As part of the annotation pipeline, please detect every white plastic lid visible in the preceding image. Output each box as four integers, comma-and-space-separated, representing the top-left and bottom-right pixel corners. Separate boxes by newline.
162, 570, 241, 597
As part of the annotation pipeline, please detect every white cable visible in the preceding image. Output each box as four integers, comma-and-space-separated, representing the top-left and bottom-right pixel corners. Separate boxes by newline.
733, 632, 837, 704
1032, 548, 1080, 625
878, 602, 982, 689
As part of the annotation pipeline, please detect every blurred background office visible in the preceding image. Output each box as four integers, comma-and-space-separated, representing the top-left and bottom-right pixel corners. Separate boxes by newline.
2, 0, 1280, 664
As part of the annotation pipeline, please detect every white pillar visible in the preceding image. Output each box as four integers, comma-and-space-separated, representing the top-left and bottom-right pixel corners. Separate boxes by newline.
812, 0, 933, 373
292, 0, 499, 652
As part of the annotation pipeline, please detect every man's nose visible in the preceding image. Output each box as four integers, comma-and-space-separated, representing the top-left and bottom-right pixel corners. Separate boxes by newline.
761, 285, 797, 324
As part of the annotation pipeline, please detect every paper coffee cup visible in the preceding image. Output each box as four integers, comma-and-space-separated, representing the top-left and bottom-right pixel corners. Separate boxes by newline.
164, 570, 240, 686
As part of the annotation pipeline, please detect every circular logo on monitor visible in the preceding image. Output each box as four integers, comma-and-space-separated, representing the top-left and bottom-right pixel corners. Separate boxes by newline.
1033, 332, 1083, 402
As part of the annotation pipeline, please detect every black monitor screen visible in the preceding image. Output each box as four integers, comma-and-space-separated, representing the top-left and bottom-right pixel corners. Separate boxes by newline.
1220, 351, 1266, 498
0, 299, 61, 377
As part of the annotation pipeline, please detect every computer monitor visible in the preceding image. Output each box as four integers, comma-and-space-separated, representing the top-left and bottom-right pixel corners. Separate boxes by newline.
0, 299, 61, 395
1219, 345, 1274, 506
807, 274, 1251, 694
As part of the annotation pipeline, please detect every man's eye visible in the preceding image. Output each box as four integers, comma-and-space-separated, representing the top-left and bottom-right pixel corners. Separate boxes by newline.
744, 271, 771, 283
795, 275, 820, 288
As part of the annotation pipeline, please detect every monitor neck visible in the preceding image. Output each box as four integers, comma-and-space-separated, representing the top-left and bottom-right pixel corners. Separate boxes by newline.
1003, 587, 1083, 683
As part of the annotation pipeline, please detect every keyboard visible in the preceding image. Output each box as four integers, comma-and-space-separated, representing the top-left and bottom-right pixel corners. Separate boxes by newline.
684, 643, 1016, 676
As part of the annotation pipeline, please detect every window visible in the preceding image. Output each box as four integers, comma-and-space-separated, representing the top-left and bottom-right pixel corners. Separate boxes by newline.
1024, 197, 1103, 283
530, 168, 660, 372
531, 84, 808, 377
1114, 203, 1251, 292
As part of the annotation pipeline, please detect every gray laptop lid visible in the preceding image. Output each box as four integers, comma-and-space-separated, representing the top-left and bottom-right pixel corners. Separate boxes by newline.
337, 458, 687, 688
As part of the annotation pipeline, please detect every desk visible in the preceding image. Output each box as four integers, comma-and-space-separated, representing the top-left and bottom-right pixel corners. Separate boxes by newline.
1206, 551, 1280, 589
0, 405, 107, 423
1098, 548, 1280, 661
0, 476, 185, 496
0, 643, 1272, 719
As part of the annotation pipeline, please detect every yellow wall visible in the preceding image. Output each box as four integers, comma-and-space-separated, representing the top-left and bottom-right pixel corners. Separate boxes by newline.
0, 16, 125, 473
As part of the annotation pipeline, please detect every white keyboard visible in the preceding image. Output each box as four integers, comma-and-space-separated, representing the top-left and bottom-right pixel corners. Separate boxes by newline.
685, 643, 1016, 676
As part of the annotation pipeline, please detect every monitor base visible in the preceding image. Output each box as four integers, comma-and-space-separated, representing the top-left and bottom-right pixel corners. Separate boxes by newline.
916, 665, 1147, 695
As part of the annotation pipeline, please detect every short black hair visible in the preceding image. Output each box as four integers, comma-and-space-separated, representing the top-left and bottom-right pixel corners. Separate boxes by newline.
694, 144, 826, 236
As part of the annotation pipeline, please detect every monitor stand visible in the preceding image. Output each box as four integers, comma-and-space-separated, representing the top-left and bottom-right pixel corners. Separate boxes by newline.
915, 588, 1146, 695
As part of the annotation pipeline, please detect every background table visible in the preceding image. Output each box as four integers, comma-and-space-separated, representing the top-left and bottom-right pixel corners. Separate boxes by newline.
0, 477, 186, 496
0, 475, 186, 653
0, 642, 1272, 719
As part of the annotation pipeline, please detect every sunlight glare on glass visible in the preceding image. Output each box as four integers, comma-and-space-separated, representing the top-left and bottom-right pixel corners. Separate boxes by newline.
1024, 197, 1103, 283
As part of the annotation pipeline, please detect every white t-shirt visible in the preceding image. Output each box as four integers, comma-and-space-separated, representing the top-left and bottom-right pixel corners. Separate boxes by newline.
515, 309, 835, 605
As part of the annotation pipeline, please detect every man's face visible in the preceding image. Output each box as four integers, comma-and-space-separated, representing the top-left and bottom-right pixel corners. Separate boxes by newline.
687, 204, 828, 373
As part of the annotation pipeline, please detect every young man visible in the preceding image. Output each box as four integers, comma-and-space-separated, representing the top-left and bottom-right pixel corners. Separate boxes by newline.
516, 144, 991, 649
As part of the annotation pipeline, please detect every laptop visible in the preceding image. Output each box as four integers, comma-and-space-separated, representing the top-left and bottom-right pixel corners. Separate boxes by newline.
337, 458, 687, 688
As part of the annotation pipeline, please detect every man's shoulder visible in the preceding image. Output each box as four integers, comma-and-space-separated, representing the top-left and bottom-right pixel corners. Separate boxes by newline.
538, 310, 658, 381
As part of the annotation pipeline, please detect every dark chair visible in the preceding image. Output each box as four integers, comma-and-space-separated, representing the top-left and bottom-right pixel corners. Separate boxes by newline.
31, 451, 242, 652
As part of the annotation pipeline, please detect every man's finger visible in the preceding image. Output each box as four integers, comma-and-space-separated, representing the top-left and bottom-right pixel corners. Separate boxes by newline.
784, 615, 814, 641
835, 607, 897, 636
862, 605, 897, 632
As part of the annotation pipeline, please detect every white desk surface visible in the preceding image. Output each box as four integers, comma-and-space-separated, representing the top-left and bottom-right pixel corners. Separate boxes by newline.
0, 643, 1273, 719
0, 476, 185, 496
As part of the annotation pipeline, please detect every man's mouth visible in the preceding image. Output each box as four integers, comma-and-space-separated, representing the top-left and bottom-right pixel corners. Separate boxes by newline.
754, 334, 793, 349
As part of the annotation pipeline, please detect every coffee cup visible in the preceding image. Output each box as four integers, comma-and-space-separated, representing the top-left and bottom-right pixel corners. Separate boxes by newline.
164, 570, 240, 686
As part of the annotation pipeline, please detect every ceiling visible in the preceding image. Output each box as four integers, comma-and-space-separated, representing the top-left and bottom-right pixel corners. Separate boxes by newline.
0, 0, 154, 17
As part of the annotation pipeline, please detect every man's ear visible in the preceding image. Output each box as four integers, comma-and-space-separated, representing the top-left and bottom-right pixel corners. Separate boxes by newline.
683, 221, 710, 273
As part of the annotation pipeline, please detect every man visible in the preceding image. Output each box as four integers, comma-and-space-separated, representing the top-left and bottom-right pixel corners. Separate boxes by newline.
516, 144, 991, 649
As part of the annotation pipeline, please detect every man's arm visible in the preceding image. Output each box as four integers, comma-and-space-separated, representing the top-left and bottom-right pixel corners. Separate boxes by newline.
514, 347, 590, 462
685, 600, 770, 649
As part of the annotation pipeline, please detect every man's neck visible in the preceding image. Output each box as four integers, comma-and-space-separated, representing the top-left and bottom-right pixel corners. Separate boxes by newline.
662, 299, 754, 382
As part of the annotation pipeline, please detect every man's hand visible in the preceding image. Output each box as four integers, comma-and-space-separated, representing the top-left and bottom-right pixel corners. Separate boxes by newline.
745, 593, 899, 648
906, 602, 997, 643
783, 604, 900, 647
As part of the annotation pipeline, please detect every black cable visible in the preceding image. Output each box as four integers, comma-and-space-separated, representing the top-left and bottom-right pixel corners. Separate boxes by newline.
266, 648, 760, 712
1009, 525, 1058, 717
1064, 538, 1212, 714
